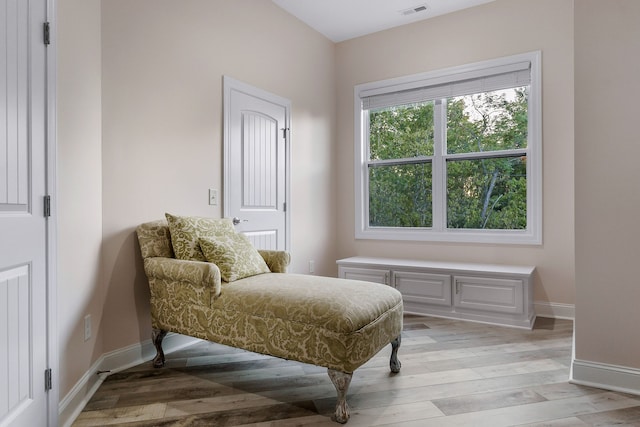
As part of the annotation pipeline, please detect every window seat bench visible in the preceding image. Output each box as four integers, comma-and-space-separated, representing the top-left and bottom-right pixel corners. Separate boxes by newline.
337, 256, 535, 329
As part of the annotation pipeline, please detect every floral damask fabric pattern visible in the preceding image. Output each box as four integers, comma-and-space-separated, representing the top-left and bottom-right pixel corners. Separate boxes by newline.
199, 234, 270, 282
144, 257, 222, 302
165, 213, 235, 262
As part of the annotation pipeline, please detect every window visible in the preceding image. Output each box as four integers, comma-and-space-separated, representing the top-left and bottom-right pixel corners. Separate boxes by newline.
354, 52, 541, 244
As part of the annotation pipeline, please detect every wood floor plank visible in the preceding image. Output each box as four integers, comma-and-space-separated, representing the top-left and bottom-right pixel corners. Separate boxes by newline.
432, 388, 548, 416
577, 404, 640, 425
515, 417, 590, 427
385, 392, 640, 427
163, 393, 284, 418
122, 400, 319, 426
311, 370, 572, 413
348, 400, 445, 426
72, 403, 167, 426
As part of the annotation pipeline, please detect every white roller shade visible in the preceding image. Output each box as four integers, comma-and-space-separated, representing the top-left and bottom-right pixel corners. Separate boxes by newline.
361, 61, 530, 111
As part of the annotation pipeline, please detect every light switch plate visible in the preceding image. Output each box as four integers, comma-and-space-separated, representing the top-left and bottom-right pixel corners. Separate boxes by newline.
209, 189, 218, 206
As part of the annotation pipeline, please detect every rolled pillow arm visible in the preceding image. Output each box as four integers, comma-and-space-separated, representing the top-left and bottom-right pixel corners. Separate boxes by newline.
143, 257, 222, 304
258, 250, 291, 273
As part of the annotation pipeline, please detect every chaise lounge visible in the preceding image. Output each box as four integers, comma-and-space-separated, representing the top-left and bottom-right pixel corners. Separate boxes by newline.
136, 214, 404, 423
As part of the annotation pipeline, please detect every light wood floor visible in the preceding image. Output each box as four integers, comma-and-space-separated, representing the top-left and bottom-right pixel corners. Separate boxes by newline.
73, 315, 640, 426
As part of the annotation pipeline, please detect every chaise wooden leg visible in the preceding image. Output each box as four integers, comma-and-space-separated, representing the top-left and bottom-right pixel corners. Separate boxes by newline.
152, 328, 167, 368
328, 369, 353, 424
390, 335, 401, 373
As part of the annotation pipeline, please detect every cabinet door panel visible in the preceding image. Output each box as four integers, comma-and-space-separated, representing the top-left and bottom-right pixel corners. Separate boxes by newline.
394, 271, 451, 307
454, 276, 523, 314
339, 266, 389, 285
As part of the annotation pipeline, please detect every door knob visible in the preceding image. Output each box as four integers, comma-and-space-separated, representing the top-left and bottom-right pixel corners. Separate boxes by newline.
232, 217, 248, 225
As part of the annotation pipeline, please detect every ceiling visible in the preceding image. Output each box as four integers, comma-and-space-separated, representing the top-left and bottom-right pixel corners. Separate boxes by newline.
271, 0, 496, 43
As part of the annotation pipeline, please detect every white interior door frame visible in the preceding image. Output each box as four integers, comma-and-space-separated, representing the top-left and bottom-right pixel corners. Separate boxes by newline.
223, 76, 291, 251
45, 0, 58, 425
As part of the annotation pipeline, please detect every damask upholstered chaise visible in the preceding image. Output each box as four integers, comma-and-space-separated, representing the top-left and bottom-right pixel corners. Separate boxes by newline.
136, 214, 403, 423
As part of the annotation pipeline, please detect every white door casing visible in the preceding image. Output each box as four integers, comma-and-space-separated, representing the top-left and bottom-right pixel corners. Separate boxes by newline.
223, 76, 290, 251
0, 0, 53, 426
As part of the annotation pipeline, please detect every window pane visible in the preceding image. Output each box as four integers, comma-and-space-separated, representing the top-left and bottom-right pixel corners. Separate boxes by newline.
369, 102, 434, 160
447, 156, 526, 230
447, 87, 528, 154
369, 163, 432, 227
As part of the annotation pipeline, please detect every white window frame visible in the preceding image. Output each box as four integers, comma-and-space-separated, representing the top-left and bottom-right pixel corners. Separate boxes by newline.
354, 51, 542, 245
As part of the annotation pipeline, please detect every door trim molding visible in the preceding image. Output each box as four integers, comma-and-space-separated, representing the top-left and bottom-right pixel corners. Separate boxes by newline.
45, 1, 58, 425
222, 76, 291, 251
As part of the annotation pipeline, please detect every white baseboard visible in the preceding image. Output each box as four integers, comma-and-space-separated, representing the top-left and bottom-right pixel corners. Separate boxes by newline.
58, 333, 201, 427
571, 358, 640, 396
534, 301, 575, 320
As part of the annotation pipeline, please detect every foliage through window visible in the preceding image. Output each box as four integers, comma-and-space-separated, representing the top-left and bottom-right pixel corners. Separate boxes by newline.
355, 52, 541, 244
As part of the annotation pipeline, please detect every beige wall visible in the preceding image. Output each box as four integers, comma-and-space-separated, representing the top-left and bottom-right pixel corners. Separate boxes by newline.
57, 0, 336, 400
99, 0, 337, 352
335, 0, 575, 305
574, 1, 640, 368
57, 0, 103, 396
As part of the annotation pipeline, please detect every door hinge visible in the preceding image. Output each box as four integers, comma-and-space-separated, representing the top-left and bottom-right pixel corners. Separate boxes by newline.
283, 202, 286, 212
281, 128, 290, 139
43, 22, 51, 45
44, 195, 51, 217
44, 369, 52, 391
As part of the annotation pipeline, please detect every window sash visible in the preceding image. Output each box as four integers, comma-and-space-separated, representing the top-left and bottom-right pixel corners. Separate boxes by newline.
366, 149, 528, 166
445, 154, 528, 230
368, 162, 433, 228
367, 156, 432, 168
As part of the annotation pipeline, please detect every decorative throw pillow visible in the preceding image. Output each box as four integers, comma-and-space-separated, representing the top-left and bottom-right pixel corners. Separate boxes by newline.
199, 233, 270, 282
165, 213, 235, 261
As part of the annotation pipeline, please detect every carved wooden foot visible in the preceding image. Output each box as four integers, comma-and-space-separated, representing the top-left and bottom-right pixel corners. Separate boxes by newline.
328, 369, 352, 424
390, 335, 401, 373
152, 329, 167, 368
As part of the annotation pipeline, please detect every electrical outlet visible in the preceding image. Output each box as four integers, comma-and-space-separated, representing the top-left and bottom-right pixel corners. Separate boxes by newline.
84, 314, 92, 341
309, 260, 315, 274
208, 189, 218, 206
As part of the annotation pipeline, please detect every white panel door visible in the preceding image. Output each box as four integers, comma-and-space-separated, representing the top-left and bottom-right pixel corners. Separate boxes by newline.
0, 0, 49, 426
224, 77, 290, 250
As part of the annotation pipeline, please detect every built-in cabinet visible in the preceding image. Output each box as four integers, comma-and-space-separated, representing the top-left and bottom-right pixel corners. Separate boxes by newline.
337, 257, 536, 329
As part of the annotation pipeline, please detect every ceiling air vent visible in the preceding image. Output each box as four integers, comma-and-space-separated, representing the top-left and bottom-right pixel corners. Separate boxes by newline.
400, 4, 429, 16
